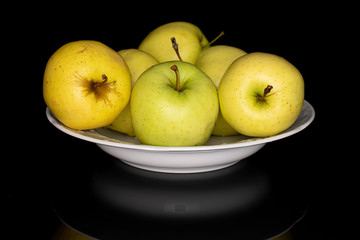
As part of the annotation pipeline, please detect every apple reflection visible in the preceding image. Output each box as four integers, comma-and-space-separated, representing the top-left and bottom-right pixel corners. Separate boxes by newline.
90, 159, 271, 220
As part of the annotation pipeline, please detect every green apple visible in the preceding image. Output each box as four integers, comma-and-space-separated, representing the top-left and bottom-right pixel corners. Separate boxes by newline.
196, 45, 247, 136
106, 49, 159, 136
138, 22, 209, 64
43, 40, 131, 130
131, 61, 219, 146
218, 52, 304, 137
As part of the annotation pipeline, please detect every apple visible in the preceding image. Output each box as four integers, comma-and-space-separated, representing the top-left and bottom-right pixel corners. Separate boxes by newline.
131, 61, 219, 146
196, 45, 247, 88
196, 45, 247, 136
212, 110, 239, 136
138, 21, 209, 64
218, 52, 304, 137
118, 48, 159, 86
106, 49, 159, 136
43, 40, 131, 130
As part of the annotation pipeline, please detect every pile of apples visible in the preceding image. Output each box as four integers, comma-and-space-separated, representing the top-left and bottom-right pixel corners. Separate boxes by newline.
43, 22, 304, 147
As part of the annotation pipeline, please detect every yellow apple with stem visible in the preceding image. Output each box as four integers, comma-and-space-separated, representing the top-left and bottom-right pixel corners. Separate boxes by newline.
218, 52, 304, 137
106, 49, 159, 136
43, 40, 131, 130
196, 45, 247, 136
138, 21, 209, 64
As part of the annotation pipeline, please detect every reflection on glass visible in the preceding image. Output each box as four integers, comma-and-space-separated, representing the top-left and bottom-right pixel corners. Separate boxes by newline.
91, 159, 271, 220
53, 157, 306, 239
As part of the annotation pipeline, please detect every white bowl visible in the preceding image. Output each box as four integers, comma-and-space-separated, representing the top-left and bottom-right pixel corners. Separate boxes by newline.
46, 100, 315, 173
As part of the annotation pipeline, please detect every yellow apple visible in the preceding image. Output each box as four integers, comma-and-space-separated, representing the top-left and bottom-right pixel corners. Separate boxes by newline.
138, 22, 209, 64
196, 45, 247, 136
118, 49, 159, 86
106, 49, 159, 136
218, 52, 304, 137
196, 45, 247, 88
211, 111, 239, 136
43, 40, 131, 130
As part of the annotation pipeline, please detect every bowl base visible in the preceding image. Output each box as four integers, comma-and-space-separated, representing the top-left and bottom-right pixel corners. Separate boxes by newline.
121, 160, 241, 174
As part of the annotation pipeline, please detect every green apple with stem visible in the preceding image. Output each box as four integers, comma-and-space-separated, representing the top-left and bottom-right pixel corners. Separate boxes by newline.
131, 61, 219, 146
218, 52, 304, 137
196, 45, 247, 136
106, 49, 159, 136
138, 21, 209, 64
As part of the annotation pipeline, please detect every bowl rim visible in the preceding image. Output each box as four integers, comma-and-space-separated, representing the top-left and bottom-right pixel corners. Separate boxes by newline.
46, 100, 315, 152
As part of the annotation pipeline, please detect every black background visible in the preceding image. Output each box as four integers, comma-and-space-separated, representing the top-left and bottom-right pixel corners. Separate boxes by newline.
5, 3, 355, 239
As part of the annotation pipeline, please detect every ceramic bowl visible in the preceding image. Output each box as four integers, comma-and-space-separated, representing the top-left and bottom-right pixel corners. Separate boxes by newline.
46, 100, 315, 173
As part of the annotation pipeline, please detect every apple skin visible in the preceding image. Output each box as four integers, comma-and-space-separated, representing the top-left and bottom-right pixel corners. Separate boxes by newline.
196, 45, 247, 136
211, 111, 239, 136
43, 40, 131, 130
131, 61, 219, 146
218, 52, 304, 137
138, 22, 209, 64
106, 49, 159, 136
196, 45, 247, 88
118, 48, 159, 86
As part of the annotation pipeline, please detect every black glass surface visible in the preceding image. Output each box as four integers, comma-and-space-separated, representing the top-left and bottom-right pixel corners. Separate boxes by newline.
52, 154, 307, 240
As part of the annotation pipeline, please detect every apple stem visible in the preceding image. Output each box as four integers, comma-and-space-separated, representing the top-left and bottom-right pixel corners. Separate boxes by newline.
171, 37, 183, 62
208, 31, 225, 46
257, 85, 273, 102
93, 74, 108, 89
93, 74, 115, 89
263, 85, 273, 97
170, 65, 181, 92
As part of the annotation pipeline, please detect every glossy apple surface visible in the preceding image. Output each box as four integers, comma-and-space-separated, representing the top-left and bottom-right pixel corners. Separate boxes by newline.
131, 61, 218, 146
43, 40, 131, 130
106, 49, 159, 136
139, 22, 209, 64
196, 45, 247, 136
218, 52, 304, 137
